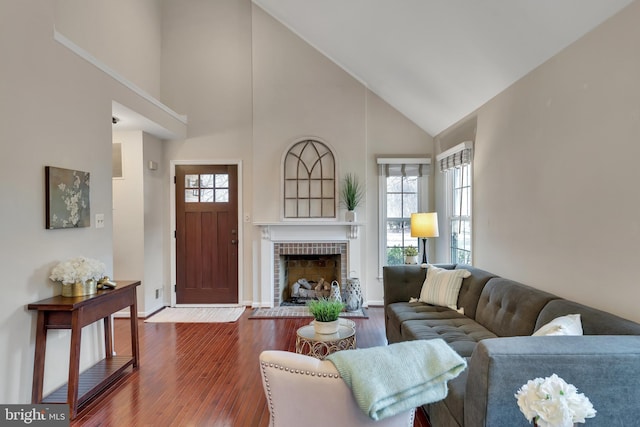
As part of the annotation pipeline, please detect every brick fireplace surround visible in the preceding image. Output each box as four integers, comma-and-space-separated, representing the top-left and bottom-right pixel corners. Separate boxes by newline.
273, 242, 347, 306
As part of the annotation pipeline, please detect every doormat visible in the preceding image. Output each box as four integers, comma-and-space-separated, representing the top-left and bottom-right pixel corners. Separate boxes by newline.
145, 307, 245, 323
249, 306, 368, 319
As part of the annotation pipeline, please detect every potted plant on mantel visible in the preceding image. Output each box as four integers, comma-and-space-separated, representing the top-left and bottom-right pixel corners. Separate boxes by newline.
340, 173, 364, 222
404, 246, 419, 265
307, 298, 345, 334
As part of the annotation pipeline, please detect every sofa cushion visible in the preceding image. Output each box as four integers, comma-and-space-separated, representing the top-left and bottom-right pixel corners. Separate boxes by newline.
533, 314, 583, 336
475, 278, 559, 337
402, 318, 498, 357
536, 299, 640, 335
387, 302, 467, 323
452, 265, 498, 320
419, 265, 471, 309
385, 302, 467, 344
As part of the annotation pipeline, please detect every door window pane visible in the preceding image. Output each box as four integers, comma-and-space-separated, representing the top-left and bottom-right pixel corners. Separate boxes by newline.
185, 175, 199, 188
215, 174, 228, 188
185, 189, 199, 203
200, 174, 214, 188
215, 189, 229, 203
201, 189, 214, 202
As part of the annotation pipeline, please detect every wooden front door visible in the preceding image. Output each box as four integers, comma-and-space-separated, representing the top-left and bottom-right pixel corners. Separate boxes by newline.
175, 165, 238, 304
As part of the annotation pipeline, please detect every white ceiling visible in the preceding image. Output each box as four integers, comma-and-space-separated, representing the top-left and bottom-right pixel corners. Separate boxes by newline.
252, 0, 632, 136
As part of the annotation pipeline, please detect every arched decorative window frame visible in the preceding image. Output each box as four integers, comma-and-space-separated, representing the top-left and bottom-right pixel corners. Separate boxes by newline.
280, 137, 338, 221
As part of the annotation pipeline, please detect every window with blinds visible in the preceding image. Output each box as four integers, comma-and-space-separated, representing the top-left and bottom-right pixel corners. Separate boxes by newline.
437, 142, 473, 264
377, 158, 431, 269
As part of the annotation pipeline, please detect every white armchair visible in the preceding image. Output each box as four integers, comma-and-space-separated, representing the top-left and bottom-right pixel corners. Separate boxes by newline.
259, 350, 416, 427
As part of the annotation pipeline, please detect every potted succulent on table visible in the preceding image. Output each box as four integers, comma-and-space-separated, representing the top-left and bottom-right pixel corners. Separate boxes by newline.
340, 173, 364, 222
404, 245, 419, 265
307, 297, 345, 334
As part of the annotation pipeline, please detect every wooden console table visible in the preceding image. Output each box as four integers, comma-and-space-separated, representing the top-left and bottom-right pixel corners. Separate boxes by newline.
28, 280, 141, 419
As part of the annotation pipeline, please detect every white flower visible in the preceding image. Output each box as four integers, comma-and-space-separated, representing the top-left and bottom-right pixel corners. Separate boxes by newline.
515, 374, 596, 427
49, 257, 106, 284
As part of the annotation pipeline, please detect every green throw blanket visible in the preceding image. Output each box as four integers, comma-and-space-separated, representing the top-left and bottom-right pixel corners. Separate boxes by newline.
326, 339, 467, 421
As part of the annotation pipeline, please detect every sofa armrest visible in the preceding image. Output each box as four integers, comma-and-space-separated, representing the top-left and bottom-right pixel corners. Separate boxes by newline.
464, 336, 640, 427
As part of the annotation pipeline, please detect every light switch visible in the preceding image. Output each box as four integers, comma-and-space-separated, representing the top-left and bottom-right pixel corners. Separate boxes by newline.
95, 213, 105, 228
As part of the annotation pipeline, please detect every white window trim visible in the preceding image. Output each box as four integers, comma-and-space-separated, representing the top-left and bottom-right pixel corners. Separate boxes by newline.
437, 141, 473, 264
376, 158, 431, 278
445, 164, 472, 264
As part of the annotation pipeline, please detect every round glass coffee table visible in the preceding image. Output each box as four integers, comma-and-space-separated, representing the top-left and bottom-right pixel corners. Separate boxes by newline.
295, 319, 356, 359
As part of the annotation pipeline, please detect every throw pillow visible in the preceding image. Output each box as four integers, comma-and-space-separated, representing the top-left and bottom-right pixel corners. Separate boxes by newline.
418, 265, 471, 310
532, 314, 583, 336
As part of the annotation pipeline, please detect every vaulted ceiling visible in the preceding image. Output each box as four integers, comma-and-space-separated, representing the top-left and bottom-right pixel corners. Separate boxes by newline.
252, 0, 633, 136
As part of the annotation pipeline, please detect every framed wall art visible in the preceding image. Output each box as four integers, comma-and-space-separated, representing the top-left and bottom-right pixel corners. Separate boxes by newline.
45, 166, 91, 229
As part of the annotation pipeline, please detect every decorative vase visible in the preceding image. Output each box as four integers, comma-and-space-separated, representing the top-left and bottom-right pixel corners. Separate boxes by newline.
345, 210, 356, 222
405, 255, 418, 265
61, 279, 97, 297
345, 277, 363, 312
313, 319, 340, 335
329, 280, 342, 303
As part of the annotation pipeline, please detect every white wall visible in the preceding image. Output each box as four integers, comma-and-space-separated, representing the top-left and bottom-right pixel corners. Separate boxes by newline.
365, 91, 434, 302
54, 0, 162, 98
113, 131, 166, 315
112, 131, 145, 307
143, 133, 166, 313
433, 115, 477, 263
251, 4, 432, 305
0, 1, 113, 403
0, 0, 181, 404
159, 2, 431, 306
20, 0, 432, 325
161, 0, 255, 304
436, 2, 640, 322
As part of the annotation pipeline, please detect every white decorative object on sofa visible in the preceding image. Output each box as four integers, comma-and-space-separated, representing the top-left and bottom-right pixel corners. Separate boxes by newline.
533, 314, 583, 336
515, 373, 596, 426
259, 350, 415, 427
419, 265, 471, 309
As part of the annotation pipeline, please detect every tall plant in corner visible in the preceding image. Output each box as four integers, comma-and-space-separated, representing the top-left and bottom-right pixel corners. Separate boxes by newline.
341, 173, 364, 222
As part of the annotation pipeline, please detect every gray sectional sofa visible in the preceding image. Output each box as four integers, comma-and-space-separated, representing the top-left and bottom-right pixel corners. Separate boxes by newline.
383, 264, 640, 427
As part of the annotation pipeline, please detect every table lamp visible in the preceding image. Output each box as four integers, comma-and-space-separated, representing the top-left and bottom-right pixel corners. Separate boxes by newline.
410, 212, 439, 267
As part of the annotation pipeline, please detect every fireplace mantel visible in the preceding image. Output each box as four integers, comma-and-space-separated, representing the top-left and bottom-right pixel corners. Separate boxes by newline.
254, 221, 362, 240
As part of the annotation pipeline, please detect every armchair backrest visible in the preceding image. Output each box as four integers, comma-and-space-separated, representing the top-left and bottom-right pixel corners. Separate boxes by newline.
259, 350, 415, 427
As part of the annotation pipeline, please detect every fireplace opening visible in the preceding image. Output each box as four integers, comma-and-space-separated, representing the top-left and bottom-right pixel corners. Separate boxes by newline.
280, 254, 341, 305
273, 242, 348, 306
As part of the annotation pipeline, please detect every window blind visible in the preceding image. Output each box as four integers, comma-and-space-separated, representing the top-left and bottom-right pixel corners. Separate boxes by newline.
436, 141, 473, 172
376, 158, 431, 177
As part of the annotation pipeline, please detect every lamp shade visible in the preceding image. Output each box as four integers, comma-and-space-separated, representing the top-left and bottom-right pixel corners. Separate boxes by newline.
410, 212, 439, 238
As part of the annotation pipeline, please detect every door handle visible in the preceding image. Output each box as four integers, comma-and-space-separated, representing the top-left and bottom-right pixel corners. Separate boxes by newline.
231, 240, 237, 245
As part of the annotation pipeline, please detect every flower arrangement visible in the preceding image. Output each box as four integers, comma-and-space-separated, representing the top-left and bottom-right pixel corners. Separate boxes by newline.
49, 256, 106, 285
515, 374, 596, 427
404, 245, 419, 256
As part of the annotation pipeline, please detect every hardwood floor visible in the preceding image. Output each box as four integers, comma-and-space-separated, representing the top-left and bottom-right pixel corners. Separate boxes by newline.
71, 307, 431, 427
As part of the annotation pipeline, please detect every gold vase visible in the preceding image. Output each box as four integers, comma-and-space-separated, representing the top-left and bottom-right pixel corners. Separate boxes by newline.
61, 279, 97, 297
